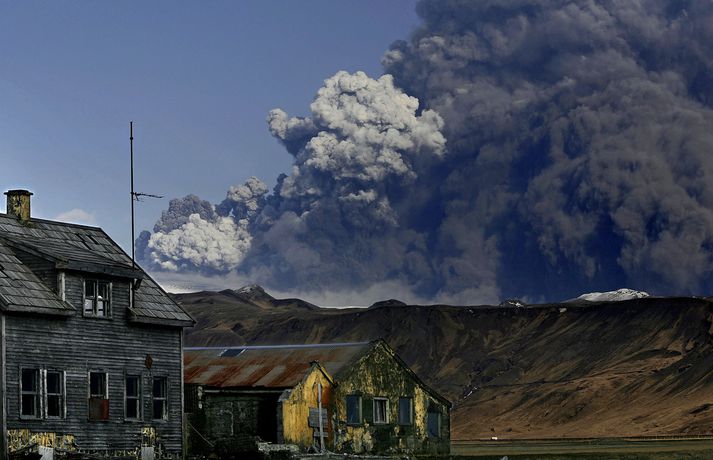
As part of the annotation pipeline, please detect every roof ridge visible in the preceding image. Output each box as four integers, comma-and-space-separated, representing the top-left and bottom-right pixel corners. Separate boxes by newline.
185, 341, 371, 351
0, 212, 102, 230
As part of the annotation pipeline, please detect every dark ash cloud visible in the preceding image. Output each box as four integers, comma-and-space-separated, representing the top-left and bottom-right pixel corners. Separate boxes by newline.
137, 0, 713, 303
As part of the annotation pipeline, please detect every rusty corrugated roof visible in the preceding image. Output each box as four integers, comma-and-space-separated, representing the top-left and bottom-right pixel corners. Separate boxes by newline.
184, 342, 372, 388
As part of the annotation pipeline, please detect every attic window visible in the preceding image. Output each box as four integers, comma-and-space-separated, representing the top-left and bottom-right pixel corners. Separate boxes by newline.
84, 280, 111, 317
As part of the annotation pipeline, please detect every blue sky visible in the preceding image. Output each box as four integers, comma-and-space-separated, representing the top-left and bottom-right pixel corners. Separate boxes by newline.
0, 1, 420, 251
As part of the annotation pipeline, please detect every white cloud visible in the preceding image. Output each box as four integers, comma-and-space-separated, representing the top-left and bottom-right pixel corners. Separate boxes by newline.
147, 214, 252, 272
54, 208, 97, 226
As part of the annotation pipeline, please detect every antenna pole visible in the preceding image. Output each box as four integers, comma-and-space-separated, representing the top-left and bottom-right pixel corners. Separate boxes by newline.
130, 121, 136, 268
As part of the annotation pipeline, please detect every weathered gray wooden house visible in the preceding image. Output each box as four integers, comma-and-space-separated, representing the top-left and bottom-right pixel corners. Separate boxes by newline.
0, 190, 194, 459
183, 340, 450, 456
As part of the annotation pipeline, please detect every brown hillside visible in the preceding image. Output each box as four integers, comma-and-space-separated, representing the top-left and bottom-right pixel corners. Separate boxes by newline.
177, 290, 713, 440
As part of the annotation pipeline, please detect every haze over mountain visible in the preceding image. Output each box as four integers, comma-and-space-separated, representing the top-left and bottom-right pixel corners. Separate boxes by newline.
177, 286, 713, 439
139, 0, 713, 305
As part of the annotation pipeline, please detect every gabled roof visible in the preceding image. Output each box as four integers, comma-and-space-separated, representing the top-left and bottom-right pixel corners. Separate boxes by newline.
0, 242, 74, 316
0, 234, 145, 280
184, 342, 372, 389
0, 213, 193, 327
183, 340, 451, 407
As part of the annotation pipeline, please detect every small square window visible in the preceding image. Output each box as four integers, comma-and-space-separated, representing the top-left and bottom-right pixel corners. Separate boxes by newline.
346, 395, 362, 425
398, 397, 413, 425
125, 375, 141, 420
84, 280, 111, 317
152, 377, 168, 420
373, 398, 389, 424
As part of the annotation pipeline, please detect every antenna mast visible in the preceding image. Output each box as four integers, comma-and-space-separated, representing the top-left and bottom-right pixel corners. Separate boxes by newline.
129, 121, 163, 269
130, 121, 136, 267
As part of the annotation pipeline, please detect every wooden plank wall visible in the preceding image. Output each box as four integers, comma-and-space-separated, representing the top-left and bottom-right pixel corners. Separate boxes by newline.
4, 273, 183, 454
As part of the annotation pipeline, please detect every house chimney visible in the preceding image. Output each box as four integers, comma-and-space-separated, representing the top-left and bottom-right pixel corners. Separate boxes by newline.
4, 189, 33, 223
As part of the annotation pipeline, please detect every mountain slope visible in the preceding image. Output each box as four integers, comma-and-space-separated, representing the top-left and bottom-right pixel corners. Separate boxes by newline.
176, 290, 713, 439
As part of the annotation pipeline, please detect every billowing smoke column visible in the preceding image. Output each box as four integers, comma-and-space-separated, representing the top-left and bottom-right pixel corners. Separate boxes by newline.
138, 0, 713, 303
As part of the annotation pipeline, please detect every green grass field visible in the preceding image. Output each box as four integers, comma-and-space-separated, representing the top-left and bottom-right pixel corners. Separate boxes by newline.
447, 437, 713, 459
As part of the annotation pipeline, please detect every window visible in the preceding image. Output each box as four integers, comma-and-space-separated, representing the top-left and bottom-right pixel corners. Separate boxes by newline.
152, 377, 168, 420
373, 398, 389, 424
84, 280, 111, 317
398, 397, 413, 425
125, 375, 141, 420
346, 395, 361, 425
20, 368, 40, 418
89, 371, 109, 421
427, 407, 440, 438
45, 371, 65, 418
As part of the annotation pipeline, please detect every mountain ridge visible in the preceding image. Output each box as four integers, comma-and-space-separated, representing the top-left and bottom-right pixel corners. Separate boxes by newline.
175, 287, 713, 440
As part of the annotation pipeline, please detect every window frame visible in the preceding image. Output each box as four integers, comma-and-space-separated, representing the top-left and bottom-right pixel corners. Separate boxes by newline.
427, 408, 441, 438
44, 369, 66, 419
398, 397, 413, 426
19, 367, 41, 420
124, 374, 142, 421
88, 370, 109, 422
345, 394, 362, 425
373, 397, 389, 424
83, 279, 112, 318
152, 376, 168, 421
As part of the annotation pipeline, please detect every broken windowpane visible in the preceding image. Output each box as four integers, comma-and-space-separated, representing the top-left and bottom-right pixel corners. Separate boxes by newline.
126, 375, 140, 420
152, 377, 167, 420
46, 371, 64, 418
373, 398, 388, 424
398, 397, 413, 425
346, 395, 361, 424
21, 369, 39, 417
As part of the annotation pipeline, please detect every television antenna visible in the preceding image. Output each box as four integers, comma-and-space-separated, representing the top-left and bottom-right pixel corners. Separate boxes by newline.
130, 121, 163, 268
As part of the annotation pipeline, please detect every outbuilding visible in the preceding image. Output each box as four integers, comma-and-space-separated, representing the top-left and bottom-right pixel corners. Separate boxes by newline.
183, 340, 450, 456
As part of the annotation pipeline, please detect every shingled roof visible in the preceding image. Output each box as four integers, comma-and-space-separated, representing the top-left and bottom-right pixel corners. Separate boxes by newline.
0, 212, 193, 326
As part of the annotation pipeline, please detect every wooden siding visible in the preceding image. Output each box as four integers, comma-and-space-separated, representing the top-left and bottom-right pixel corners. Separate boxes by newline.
4, 272, 183, 454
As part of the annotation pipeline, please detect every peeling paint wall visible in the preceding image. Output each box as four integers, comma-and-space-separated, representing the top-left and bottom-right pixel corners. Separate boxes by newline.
280, 366, 333, 450
7, 427, 173, 459
7, 429, 76, 452
331, 343, 450, 455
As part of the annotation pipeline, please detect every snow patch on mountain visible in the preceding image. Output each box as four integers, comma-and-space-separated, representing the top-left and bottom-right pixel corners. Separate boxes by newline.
573, 288, 650, 302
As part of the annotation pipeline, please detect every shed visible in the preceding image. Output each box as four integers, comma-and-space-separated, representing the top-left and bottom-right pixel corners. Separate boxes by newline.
183, 340, 450, 456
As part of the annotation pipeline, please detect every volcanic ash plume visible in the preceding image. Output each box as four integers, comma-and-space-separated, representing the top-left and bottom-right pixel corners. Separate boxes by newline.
139, 0, 713, 303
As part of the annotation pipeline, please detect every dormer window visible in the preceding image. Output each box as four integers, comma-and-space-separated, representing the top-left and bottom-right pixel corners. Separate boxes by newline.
84, 280, 111, 317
